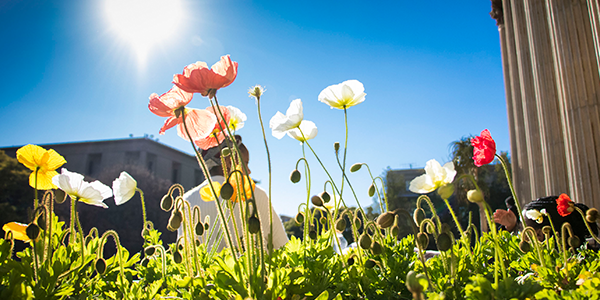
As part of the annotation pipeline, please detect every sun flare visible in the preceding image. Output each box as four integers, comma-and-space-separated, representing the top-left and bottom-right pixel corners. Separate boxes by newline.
103, 0, 184, 64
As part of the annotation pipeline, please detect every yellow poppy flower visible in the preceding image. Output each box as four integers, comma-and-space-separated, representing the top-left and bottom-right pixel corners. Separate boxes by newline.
2, 222, 30, 242
16, 144, 66, 190
200, 181, 222, 202
229, 171, 255, 203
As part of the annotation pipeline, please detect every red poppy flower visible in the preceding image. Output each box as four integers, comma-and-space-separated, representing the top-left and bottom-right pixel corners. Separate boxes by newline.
172, 55, 238, 98
557, 193, 575, 217
148, 86, 217, 142
194, 106, 231, 150
471, 129, 496, 167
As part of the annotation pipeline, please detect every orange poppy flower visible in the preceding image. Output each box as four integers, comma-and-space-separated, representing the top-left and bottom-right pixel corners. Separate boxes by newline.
194, 106, 231, 150
229, 171, 255, 203
172, 55, 238, 98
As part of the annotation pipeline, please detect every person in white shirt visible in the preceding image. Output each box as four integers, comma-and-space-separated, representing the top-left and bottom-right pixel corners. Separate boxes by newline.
178, 135, 288, 253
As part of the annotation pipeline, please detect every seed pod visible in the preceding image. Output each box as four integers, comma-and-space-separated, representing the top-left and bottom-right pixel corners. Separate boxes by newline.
248, 216, 260, 234
311, 195, 324, 207
295, 212, 305, 224
568, 236, 581, 248
173, 251, 183, 263
335, 218, 347, 232
368, 184, 376, 197
320, 191, 331, 203
160, 194, 173, 211
371, 241, 382, 255
519, 240, 531, 253
359, 234, 372, 249
414, 208, 425, 226
377, 212, 395, 229
542, 226, 552, 235
347, 256, 355, 266
586, 208, 599, 223
195, 222, 205, 236
437, 183, 454, 199
220, 182, 234, 200
26, 223, 40, 241
290, 170, 301, 183
467, 189, 484, 203
364, 259, 376, 269
144, 246, 156, 256
309, 229, 317, 240
167, 211, 183, 231
391, 225, 400, 237
350, 163, 362, 172
95, 258, 107, 274
416, 232, 429, 249
436, 232, 452, 252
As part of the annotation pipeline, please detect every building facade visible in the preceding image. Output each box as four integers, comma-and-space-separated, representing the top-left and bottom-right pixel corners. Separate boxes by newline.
1, 137, 204, 190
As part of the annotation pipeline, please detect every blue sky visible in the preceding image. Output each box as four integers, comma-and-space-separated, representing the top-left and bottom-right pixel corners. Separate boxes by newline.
0, 0, 508, 217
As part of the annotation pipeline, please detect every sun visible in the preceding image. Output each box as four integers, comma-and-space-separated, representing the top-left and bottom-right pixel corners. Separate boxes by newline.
103, 0, 184, 64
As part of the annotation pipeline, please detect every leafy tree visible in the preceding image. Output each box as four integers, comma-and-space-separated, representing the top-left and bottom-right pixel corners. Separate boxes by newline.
0, 150, 33, 226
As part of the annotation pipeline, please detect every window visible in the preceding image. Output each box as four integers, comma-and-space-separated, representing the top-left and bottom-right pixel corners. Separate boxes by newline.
125, 151, 140, 165
87, 153, 102, 176
146, 153, 157, 174
171, 162, 181, 183
194, 169, 203, 186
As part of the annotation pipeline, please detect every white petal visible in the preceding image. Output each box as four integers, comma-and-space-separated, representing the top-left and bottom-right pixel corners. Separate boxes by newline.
113, 172, 137, 205
409, 173, 436, 194
286, 99, 303, 126
226, 105, 247, 131
343, 79, 365, 95
90, 180, 113, 200
287, 120, 318, 142
424, 159, 444, 185
442, 162, 457, 184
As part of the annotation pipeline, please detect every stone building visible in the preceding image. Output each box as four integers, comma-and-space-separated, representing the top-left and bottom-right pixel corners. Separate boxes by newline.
490, 0, 600, 209
1, 136, 204, 190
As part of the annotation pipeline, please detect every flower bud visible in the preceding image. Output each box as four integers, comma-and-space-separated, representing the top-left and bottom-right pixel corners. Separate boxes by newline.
36, 214, 46, 231
220, 182, 234, 200
195, 222, 205, 236
290, 169, 301, 183
221, 147, 231, 157
295, 212, 305, 224
359, 234, 372, 249
350, 163, 362, 173
441, 223, 451, 233
195, 239, 201, 247
414, 208, 425, 226
425, 223, 436, 235
391, 225, 400, 237
26, 223, 40, 241
320, 191, 331, 203
248, 216, 261, 234
347, 256, 355, 266
586, 208, 599, 223
167, 211, 183, 231
309, 228, 317, 240
568, 236, 581, 249
204, 222, 210, 231
467, 189, 484, 203
416, 232, 429, 249
542, 226, 552, 235
377, 212, 395, 229
173, 251, 183, 264
311, 195, 324, 207
371, 241, 382, 255
436, 232, 452, 251
354, 216, 362, 228
54, 188, 67, 204
319, 217, 327, 225
160, 194, 173, 211
368, 184, 376, 197
141, 258, 149, 268
144, 246, 156, 256
405, 271, 423, 294
334, 142, 340, 152
95, 258, 107, 274
364, 259, 376, 269
335, 218, 347, 232
519, 240, 530, 253
437, 183, 454, 199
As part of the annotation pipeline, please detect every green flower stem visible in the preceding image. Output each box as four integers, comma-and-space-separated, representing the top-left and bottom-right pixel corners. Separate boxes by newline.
69, 196, 77, 244
419, 219, 439, 239
396, 209, 435, 291
416, 195, 442, 230
521, 227, 546, 268
335, 155, 367, 219
338, 107, 349, 205
544, 213, 561, 250
575, 207, 600, 243
296, 155, 312, 243
180, 109, 240, 265
31, 239, 39, 283
98, 230, 125, 277
482, 202, 507, 283
560, 223, 575, 276
496, 154, 524, 226
154, 245, 167, 277
136, 188, 148, 233
34, 167, 39, 211
255, 93, 275, 255
182, 200, 200, 276
302, 139, 347, 209
442, 198, 465, 238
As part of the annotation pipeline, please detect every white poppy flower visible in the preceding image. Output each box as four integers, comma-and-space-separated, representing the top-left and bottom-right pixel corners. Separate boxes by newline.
409, 159, 457, 194
52, 168, 112, 208
112, 171, 138, 205
269, 99, 304, 139
318, 80, 366, 109
226, 105, 247, 131
286, 120, 318, 142
524, 209, 547, 224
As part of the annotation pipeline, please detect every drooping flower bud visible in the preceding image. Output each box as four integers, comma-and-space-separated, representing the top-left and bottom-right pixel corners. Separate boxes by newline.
173, 251, 183, 263
347, 256, 355, 265
586, 208, 599, 223
406, 271, 424, 295
319, 217, 327, 225
295, 212, 305, 224
436, 232, 452, 251
160, 194, 173, 211
36, 214, 46, 231
195, 222, 205, 236
311, 195, 323, 207
466, 189, 484, 203
26, 223, 40, 241
335, 218, 347, 232
391, 225, 400, 237
568, 236, 581, 248
220, 182, 234, 200
95, 258, 107, 274
221, 147, 231, 157
248, 216, 261, 234
309, 228, 317, 240
350, 163, 362, 172
416, 232, 429, 249
320, 191, 331, 203
359, 233, 372, 249
290, 169, 301, 183
167, 211, 183, 231
371, 241, 382, 255
542, 226, 552, 235
377, 212, 395, 229
414, 208, 425, 226
437, 183, 454, 199
364, 259, 376, 269
141, 258, 149, 268
368, 184, 376, 197
519, 240, 530, 253
145, 246, 156, 256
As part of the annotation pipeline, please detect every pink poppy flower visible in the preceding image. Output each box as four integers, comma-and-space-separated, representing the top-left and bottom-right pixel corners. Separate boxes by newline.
148, 86, 217, 142
557, 193, 575, 217
471, 129, 496, 167
172, 55, 238, 98
195, 106, 231, 150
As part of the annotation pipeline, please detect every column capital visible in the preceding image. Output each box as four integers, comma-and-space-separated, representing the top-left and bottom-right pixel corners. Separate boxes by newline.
490, 0, 504, 26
